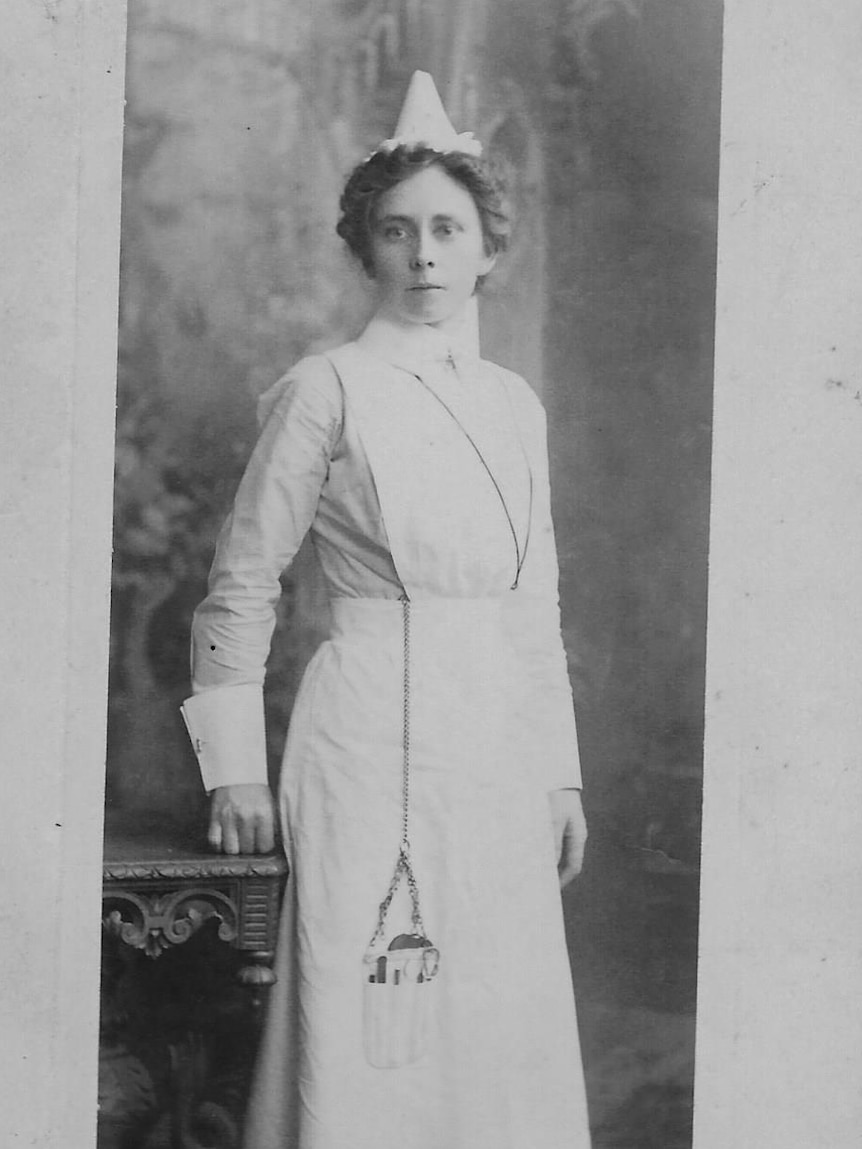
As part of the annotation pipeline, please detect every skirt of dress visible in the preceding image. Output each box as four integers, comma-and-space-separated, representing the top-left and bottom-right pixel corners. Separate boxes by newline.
242, 598, 591, 1149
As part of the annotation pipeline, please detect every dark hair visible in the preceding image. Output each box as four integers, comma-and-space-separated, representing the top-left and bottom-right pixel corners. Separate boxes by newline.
336, 144, 513, 277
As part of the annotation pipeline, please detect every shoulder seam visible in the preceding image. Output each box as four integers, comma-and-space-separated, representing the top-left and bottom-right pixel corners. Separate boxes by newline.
490, 363, 545, 411
258, 353, 344, 445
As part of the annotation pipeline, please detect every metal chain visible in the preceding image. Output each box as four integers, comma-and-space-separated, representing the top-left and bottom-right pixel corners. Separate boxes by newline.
411, 369, 534, 589
368, 594, 427, 948
401, 594, 411, 849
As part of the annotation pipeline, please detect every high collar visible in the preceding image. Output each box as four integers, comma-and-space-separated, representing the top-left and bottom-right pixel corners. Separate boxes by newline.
355, 298, 482, 377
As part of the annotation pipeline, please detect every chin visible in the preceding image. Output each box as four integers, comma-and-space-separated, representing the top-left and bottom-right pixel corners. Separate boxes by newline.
403, 298, 462, 325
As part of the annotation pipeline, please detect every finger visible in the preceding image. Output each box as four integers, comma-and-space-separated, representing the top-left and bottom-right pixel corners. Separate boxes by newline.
558, 831, 585, 886
554, 828, 564, 865
558, 847, 582, 887
208, 807, 223, 852
550, 813, 565, 858
255, 811, 276, 854
237, 814, 256, 855
221, 813, 240, 855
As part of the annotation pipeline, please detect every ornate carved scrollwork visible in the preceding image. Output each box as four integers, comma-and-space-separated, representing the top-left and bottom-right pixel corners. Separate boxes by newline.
103, 888, 238, 958
102, 855, 286, 883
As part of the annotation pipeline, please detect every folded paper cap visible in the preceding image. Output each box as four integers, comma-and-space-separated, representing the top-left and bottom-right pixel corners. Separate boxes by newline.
376, 70, 482, 158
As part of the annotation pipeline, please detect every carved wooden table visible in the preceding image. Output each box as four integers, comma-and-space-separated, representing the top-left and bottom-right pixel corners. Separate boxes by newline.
102, 825, 288, 994
100, 819, 288, 1148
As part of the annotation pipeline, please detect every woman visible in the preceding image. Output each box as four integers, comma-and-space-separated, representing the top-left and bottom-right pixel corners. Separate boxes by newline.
182, 72, 591, 1149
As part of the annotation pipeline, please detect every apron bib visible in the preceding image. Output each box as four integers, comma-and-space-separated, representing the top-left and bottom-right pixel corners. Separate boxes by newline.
325, 344, 531, 599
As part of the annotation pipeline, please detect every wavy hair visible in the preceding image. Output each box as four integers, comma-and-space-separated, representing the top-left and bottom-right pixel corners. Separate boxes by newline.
336, 144, 513, 278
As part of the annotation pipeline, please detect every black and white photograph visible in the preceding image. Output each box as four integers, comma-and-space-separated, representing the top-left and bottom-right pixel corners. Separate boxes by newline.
98, 4, 719, 1147
2, 2, 861, 1149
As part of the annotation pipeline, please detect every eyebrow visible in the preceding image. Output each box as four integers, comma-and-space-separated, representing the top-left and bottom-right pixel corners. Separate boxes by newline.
376, 212, 463, 226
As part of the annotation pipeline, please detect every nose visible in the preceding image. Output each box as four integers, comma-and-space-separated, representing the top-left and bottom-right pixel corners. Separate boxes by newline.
410, 230, 436, 270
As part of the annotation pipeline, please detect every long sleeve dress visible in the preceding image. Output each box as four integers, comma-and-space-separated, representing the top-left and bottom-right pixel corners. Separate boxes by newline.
181, 312, 591, 1149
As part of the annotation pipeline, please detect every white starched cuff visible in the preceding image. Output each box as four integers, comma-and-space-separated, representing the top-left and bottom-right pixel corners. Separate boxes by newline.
180, 683, 269, 793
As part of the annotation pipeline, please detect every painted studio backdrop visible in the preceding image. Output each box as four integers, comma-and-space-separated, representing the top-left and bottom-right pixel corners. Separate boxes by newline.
101, 1, 721, 1146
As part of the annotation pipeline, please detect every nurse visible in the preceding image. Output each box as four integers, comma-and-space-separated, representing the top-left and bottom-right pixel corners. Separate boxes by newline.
182, 72, 591, 1149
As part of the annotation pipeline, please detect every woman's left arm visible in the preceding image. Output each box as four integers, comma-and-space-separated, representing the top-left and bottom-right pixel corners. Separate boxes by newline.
501, 375, 583, 789
499, 372, 587, 884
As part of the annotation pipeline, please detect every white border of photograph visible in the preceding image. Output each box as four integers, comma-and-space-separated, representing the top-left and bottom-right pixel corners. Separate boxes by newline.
1, 1, 860, 1145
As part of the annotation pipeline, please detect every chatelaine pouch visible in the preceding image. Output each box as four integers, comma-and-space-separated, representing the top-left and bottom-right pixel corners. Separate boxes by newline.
363, 930, 440, 1069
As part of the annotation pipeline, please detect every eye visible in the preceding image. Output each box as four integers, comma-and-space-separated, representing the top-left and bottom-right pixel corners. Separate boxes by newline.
381, 224, 408, 241
434, 221, 460, 238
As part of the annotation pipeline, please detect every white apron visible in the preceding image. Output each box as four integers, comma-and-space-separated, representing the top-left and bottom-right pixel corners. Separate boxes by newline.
242, 344, 591, 1149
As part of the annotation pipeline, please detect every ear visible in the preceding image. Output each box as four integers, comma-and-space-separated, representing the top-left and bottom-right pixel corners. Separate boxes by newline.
477, 250, 497, 278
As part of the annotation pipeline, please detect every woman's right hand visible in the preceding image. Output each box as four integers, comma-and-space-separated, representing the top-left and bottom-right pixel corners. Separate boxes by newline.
208, 783, 276, 854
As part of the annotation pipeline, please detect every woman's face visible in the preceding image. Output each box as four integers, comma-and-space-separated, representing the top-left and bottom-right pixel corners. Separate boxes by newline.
369, 165, 496, 327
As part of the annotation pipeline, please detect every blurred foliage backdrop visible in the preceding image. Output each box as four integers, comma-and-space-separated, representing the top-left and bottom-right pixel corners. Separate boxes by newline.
109, 0, 720, 1037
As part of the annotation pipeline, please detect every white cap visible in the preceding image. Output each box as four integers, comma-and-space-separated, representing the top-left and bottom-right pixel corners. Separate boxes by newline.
376, 71, 482, 157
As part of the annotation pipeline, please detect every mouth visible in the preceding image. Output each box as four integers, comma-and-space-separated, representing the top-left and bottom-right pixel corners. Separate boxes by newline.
408, 283, 444, 292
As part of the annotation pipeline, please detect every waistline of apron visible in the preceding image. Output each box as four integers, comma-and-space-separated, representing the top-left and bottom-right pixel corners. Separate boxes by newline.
328, 595, 508, 650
